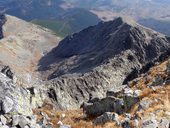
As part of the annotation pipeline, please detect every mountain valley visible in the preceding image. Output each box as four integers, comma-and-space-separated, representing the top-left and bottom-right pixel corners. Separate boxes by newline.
1, 0, 170, 37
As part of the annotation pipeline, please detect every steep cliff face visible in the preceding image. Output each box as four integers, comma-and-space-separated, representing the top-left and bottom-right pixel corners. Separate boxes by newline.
38, 17, 170, 109
0, 13, 6, 39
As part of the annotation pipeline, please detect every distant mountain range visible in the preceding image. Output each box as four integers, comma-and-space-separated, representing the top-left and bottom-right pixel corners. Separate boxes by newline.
0, 0, 101, 37
32, 8, 100, 37
1, 0, 170, 37
69, 0, 170, 36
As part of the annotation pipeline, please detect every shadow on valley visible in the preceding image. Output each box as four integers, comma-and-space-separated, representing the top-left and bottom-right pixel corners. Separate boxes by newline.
38, 19, 134, 80
37, 35, 123, 80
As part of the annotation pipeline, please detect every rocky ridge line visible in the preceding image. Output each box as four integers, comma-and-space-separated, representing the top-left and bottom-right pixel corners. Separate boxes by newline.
41, 17, 170, 109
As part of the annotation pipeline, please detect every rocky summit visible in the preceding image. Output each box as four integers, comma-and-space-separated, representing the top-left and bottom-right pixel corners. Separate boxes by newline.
39, 17, 170, 109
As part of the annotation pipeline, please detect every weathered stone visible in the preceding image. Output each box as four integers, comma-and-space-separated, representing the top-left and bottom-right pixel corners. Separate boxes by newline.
142, 118, 158, 128
82, 96, 117, 116
12, 115, 40, 128
107, 85, 127, 97
18, 116, 29, 128
113, 98, 125, 114
121, 119, 131, 128
133, 90, 141, 97
57, 121, 63, 126
94, 112, 118, 125
88, 96, 100, 104
159, 119, 170, 128
0, 115, 7, 125
12, 115, 20, 126
1, 66, 13, 79
134, 119, 139, 127
42, 117, 47, 125
124, 113, 132, 119
123, 89, 141, 111
0, 125, 9, 128
24, 125, 30, 128
0, 73, 45, 116
138, 98, 153, 111
28, 115, 37, 125
59, 125, 71, 128
83, 88, 142, 117
29, 123, 41, 128
124, 88, 134, 96
42, 124, 52, 128
2, 96, 14, 113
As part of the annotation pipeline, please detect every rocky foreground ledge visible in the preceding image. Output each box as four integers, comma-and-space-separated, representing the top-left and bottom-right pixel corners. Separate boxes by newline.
79, 58, 170, 127
33, 58, 170, 128
0, 70, 53, 128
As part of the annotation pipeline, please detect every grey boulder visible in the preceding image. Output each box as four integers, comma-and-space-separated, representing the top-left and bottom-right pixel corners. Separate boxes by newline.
94, 112, 118, 125
59, 125, 71, 128
0, 115, 7, 125
2, 96, 14, 114
142, 118, 158, 128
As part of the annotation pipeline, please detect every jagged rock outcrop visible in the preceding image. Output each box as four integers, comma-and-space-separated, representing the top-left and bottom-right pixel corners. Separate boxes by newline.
0, 71, 53, 128
0, 13, 6, 39
1, 66, 13, 79
39, 17, 170, 109
94, 112, 119, 125
0, 72, 46, 116
34, 57, 170, 127
82, 88, 141, 117
80, 58, 170, 127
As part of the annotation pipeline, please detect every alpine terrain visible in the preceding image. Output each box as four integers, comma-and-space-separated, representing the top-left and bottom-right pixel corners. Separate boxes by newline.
0, 3, 170, 128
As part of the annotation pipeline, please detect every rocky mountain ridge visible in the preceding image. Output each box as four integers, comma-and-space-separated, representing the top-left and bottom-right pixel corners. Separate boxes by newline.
80, 54, 170, 128
0, 14, 170, 128
42, 56, 170, 128
39, 17, 170, 109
